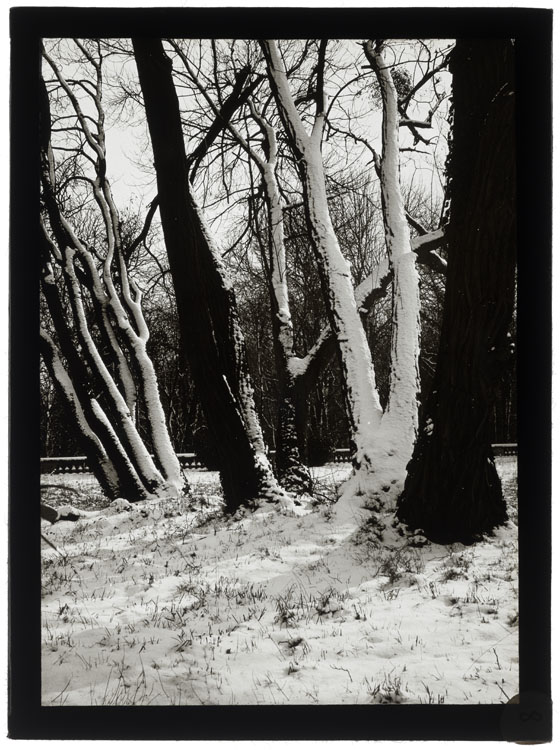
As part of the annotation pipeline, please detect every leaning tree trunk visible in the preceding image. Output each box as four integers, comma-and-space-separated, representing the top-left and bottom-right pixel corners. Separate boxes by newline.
396, 39, 516, 544
260, 41, 384, 505
133, 38, 294, 513
40, 67, 185, 502
340, 40, 422, 513
40, 254, 155, 502
40, 329, 121, 497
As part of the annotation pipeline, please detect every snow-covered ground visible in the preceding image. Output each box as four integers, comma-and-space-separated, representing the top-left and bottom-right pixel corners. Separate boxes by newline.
41, 459, 518, 706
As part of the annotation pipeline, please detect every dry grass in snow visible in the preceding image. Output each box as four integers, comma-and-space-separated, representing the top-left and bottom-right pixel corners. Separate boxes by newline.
41, 458, 518, 706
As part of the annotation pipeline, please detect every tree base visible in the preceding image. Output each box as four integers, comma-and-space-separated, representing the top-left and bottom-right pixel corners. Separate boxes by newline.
397, 439, 508, 545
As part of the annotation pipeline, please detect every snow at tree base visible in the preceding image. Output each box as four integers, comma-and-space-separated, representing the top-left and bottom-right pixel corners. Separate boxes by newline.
41, 459, 518, 706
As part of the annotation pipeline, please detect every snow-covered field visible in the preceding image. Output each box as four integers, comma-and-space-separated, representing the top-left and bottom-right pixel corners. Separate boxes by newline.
41, 459, 518, 706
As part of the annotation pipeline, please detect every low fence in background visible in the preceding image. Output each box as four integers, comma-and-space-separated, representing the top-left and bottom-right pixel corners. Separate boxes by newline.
40, 453, 206, 475
40, 444, 517, 475
491, 444, 518, 457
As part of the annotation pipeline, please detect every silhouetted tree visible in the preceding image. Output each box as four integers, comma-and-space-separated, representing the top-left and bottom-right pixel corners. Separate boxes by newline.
397, 39, 516, 543
133, 38, 294, 512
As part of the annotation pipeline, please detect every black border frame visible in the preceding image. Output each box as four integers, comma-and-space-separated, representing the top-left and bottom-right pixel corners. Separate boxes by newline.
9, 6, 552, 741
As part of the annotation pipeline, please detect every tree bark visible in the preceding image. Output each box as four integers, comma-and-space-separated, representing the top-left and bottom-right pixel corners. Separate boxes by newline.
291, 226, 444, 417
40, 68, 184, 501
396, 39, 516, 543
258, 126, 312, 493
340, 40, 421, 511
40, 329, 120, 498
260, 40, 384, 496
133, 38, 293, 512
41, 264, 152, 502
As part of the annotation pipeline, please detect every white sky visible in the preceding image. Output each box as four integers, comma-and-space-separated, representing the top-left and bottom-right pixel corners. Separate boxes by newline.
42, 37, 452, 253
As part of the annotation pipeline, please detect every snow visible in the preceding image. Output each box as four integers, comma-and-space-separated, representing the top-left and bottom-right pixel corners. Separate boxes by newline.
304, 149, 383, 434
41, 459, 518, 706
62, 245, 169, 491
354, 258, 391, 309
132, 339, 184, 494
337, 42, 423, 512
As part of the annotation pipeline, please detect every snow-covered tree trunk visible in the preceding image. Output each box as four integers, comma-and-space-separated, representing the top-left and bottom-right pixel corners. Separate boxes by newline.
73, 246, 184, 493
292, 227, 445, 417
133, 37, 295, 513
40, 328, 120, 498
45, 48, 185, 496
347, 40, 422, 509
40, 267, 154, 501
261, 41, 384, 506
255, 118, 312, 494
40, 65, 184, 502
167, 51, 313, 496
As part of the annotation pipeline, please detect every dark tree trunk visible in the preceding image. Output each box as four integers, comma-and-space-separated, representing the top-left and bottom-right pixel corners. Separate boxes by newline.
396, 39, 516, 544
133, 38, 285, 512
257, 177, 312, 493
268, 299, 312, 493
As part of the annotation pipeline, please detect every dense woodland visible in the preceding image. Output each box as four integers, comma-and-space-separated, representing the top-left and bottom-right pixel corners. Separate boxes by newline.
39, 37, 516, 543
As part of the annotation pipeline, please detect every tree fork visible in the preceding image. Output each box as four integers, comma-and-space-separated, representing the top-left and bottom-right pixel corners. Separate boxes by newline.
40, 71, 182, 499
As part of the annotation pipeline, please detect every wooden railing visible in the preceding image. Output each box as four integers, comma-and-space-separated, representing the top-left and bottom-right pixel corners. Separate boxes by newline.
41, 456, 90, 474
40, 444, 518, 475
490, 443, 518, 456
40, 453, 208, 475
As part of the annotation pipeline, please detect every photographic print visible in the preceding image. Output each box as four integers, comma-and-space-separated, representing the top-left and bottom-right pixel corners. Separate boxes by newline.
9, 6, 551, 742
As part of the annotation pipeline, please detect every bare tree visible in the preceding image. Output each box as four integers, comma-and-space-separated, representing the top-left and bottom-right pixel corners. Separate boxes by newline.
260, 40, 383, 499
335, 38, 423, 511
132, 37, 295, 513
397, 39, 516, 543
167, 39, 312, 493
40, 40, 184, 501
260, 39, 448, 517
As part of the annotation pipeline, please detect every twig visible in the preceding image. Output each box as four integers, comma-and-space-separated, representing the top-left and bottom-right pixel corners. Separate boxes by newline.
41, 533, 67, 558
51, 677, 72, 705
330, 664, 353, 682
496, 681, 510, 702
462, 630, 514, 679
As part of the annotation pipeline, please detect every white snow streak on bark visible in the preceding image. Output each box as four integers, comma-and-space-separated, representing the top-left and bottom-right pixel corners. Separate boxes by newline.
88, 398, 151, 500
338, 42, 422, 519
96, 160, 183, 493
44, 47, 182, 497
263, 41, 383, 482
263, 163, 293, 356
40, 329, 120, 495
193, 190, 296, 510
304, 151, 383, 439
375, 42, 421, 498
57, 209, 183, 495
62, 246, 168, 493
132, 339, 184, 493
292, 229, 443, 383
